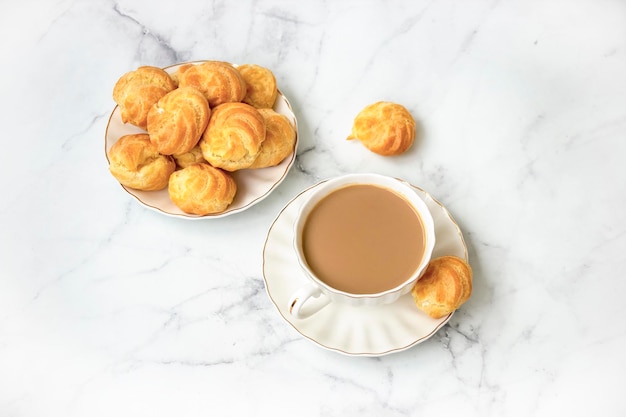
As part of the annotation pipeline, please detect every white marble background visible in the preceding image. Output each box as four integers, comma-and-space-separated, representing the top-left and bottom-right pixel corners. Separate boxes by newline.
1, 0, 625, 415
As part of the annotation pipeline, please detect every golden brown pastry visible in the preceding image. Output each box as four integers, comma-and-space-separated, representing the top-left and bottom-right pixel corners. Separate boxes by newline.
237, 64, 278, 109
168, 163, 237, 215
146, 87, 211, 155
411, 256, 473, 319
199, 102, 266, 171
173, 145, 207, 169
177, 61, 247, 107
168, 64, 189, 86
347, 101, 416, 156
170, 63, 196, 87
108, 134, 176, 191
112, 66, 176, 129
249, 108, 296, 169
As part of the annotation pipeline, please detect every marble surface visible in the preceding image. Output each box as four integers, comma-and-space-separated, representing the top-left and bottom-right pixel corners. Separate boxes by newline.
1, 0, 625, 415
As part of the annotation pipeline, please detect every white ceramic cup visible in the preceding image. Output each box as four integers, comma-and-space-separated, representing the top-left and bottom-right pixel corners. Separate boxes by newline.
288, 173, 436, 319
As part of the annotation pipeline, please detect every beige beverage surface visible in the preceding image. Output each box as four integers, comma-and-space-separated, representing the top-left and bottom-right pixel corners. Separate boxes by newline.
302, 184, 426, 294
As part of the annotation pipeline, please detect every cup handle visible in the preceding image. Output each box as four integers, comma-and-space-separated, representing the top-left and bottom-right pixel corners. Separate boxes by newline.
288, 284, 331, 320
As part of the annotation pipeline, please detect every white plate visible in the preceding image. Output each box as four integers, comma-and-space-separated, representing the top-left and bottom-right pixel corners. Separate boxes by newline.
104, 61, 299, 219
262, 179, 468, 356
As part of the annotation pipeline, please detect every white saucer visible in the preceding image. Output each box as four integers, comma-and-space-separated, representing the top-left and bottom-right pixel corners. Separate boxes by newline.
104, 61, 298, 219
262, 179, 468, 356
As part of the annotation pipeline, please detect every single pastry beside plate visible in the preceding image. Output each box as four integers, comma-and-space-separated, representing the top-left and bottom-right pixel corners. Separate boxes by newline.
411, 256, 472, 319
237, 64, 278, 109
177, 61, 247, 107
108, 133, 176, 191
199, 102, 266, 171
168, 163, 237, 215
347, 101, 416, 156
112, 66, 176, 129
249, 108, 296, 169
147, 87, 211, 155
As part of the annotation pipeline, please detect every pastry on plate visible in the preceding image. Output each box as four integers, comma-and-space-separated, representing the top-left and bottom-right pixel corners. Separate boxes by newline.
347, 101, 416, 156
173, 145, 207, 169
249, 108, 296, 169
112, 66, 176, 129
199, 102, 266, 171
147, 87, 211, 155
108, 133, 175, 191
411, 256, 473, 319
177, 61, 247, 107
168, 163, 237, 215
237, 64, 278, 109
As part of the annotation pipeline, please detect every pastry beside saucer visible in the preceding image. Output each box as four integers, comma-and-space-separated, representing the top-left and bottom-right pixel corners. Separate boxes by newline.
411, 256, 473, 319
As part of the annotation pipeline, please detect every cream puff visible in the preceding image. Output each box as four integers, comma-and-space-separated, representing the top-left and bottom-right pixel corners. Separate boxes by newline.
199, 102, 266, 171
112, 66, 176, 129
168, 163, 237, 215
147, 87, 211, 155
411, 256, 473, 319
108, 133, 176, 191
347, 101, 416, 156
